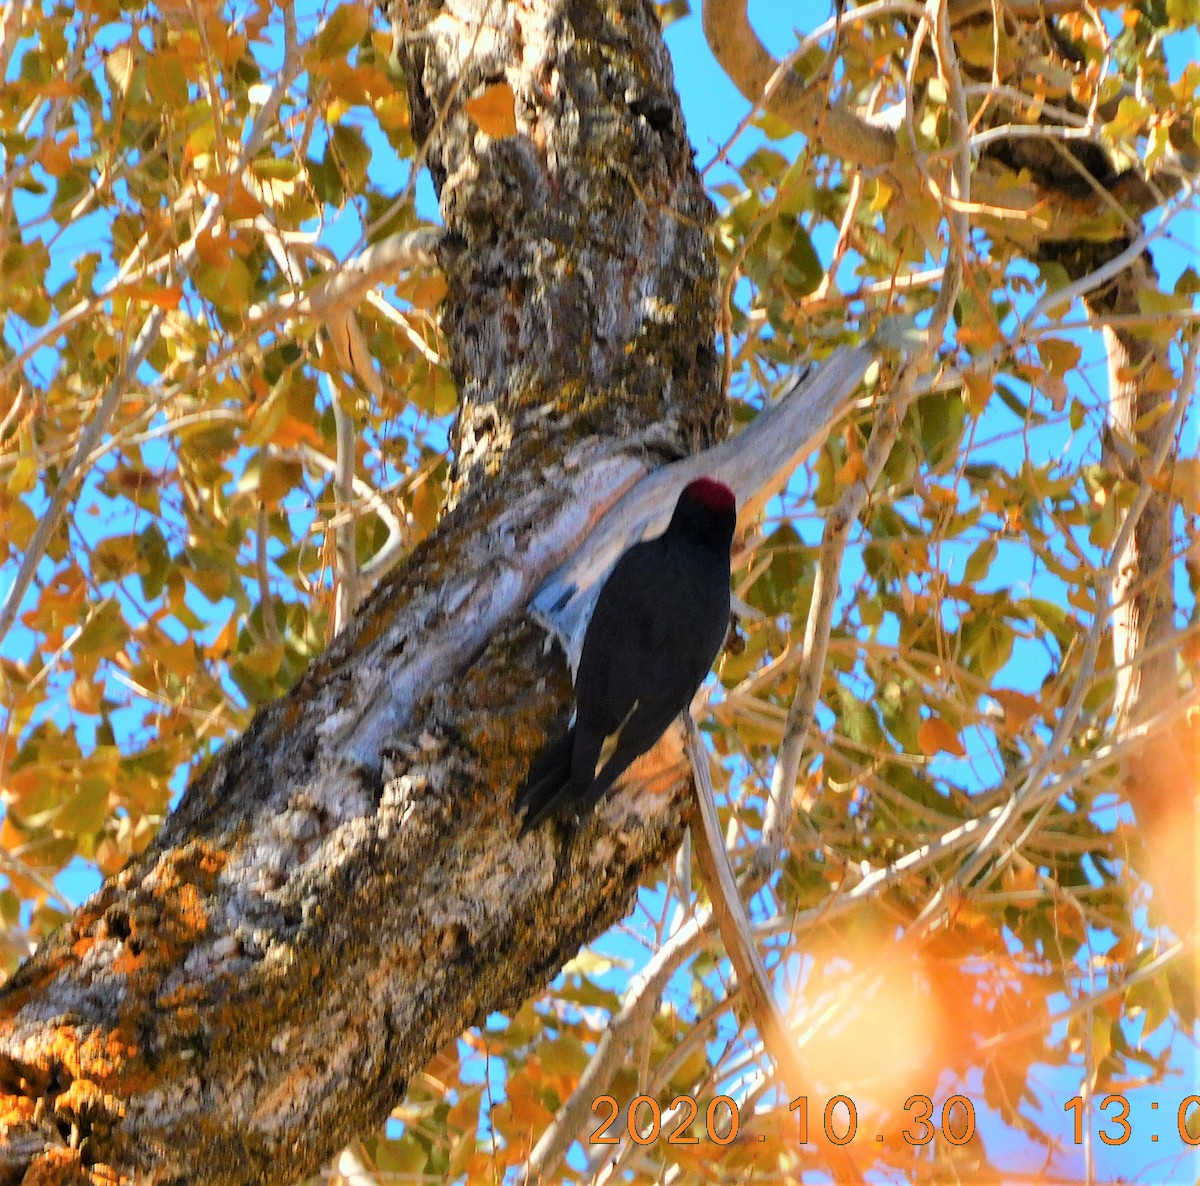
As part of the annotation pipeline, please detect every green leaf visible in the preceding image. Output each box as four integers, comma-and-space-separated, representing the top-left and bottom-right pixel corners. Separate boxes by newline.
329, 124, 371, 191
959, 613, 1015, 679
56, 778, 111, 836
835, 687, 885, 751
74, 600, 127, 658
138, 524, 172, 602
963, 539, 997, 583
746, 523, 810, 615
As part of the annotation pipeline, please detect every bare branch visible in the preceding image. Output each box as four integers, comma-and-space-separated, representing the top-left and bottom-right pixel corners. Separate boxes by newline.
913, 331, 1197, 926
521, 913, 718, 1182
701, 0, 896, 169
331, 377, 362, 633
683, 715, 867, 1184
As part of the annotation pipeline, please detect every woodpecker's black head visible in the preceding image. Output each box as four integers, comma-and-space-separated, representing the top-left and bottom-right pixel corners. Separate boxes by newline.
668, 477, 737, 553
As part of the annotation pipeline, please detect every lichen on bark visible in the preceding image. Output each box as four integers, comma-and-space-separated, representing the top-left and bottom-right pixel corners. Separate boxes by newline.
392, 0, 724, 504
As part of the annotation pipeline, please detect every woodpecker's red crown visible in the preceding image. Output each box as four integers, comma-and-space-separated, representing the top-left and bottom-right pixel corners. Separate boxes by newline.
683, 477, 736, 514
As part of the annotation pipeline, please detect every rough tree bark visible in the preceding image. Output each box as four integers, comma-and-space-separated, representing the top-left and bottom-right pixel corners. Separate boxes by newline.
0, 2, 732, 1182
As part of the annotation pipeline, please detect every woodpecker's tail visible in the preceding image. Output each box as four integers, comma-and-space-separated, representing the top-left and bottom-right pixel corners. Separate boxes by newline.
515, 726, 577, 834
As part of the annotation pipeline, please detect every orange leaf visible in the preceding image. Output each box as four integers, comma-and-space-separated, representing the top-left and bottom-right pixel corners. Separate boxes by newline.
993, 687, 1040, 732
68, 678, 102, 716
917, 716, 966, 758
123, 282, 183, 310
962, 368, 992, 415
270, 414, 323, 449
835, 449, 867, 486
465, 82, 518, 138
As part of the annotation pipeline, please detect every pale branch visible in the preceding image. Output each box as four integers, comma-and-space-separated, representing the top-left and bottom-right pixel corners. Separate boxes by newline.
331, 374, 362, 632
0, 0, 26, 84
683, 714, 798, 1089
0, 3, 313, 656
974, 938, 1189, 1055
1020, 182, 1198, 331
531, 345, 878, 671
520, 912, 718, 1183
295, 445, 411, 585
0, 307, 165, 649
317, 447, 647, 771
702, 0, 1193, 252
0, 3, 303, 391
248, 225, 443, 357
682, 717, 866, 1185
255, 506, 281, 650
308, 229, 443, 321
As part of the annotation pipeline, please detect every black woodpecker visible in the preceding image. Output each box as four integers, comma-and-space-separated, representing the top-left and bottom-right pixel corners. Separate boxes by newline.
516, 478, 736, 832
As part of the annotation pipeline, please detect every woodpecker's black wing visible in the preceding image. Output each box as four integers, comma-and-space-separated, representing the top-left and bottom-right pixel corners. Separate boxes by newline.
513, 724, 578, 833
514, 541, 658, 834
516, 532, 728, 831
573, 534, 729, 797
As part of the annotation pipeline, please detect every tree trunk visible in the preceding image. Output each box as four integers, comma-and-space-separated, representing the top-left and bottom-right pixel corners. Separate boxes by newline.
1095, 262, 1196, 949
1040, 238, 1194, 945
0, 2, 726, 1182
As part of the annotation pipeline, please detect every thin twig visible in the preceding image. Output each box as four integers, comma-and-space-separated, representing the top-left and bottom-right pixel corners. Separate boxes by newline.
0, 307, 165, 648
256, 505, 281, 648
330, 375, 361, 633
520, 912, 718, 1183
684, 714, 867, 1184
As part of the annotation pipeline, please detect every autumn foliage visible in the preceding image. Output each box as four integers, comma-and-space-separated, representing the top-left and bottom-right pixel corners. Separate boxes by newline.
1, 0, 1198, 1182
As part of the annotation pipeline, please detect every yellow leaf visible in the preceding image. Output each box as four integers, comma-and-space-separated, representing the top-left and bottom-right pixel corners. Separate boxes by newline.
317, 3, 369, 60
144, 631, 199, 682
376, 91, 410, 132
69, 679, 102, 716
397, 272, 447, 311
962, 369, 992, 415
185, 565, 230, 603
256, 455, 303, 506
39, 138, 75, 178
465, 82, 518, 138
1037, 337, 1082, 377
105, 45, 135, 95
1165, 457, 1200, 514
870, 177, 893, 213
237, 641, 284, 679
917, 716, 966, 758
74, 601, 128, 659
145, 49, 189, 108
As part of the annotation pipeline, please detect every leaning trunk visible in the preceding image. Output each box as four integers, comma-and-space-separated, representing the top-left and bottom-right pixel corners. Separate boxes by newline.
0, 2, 725, 1182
